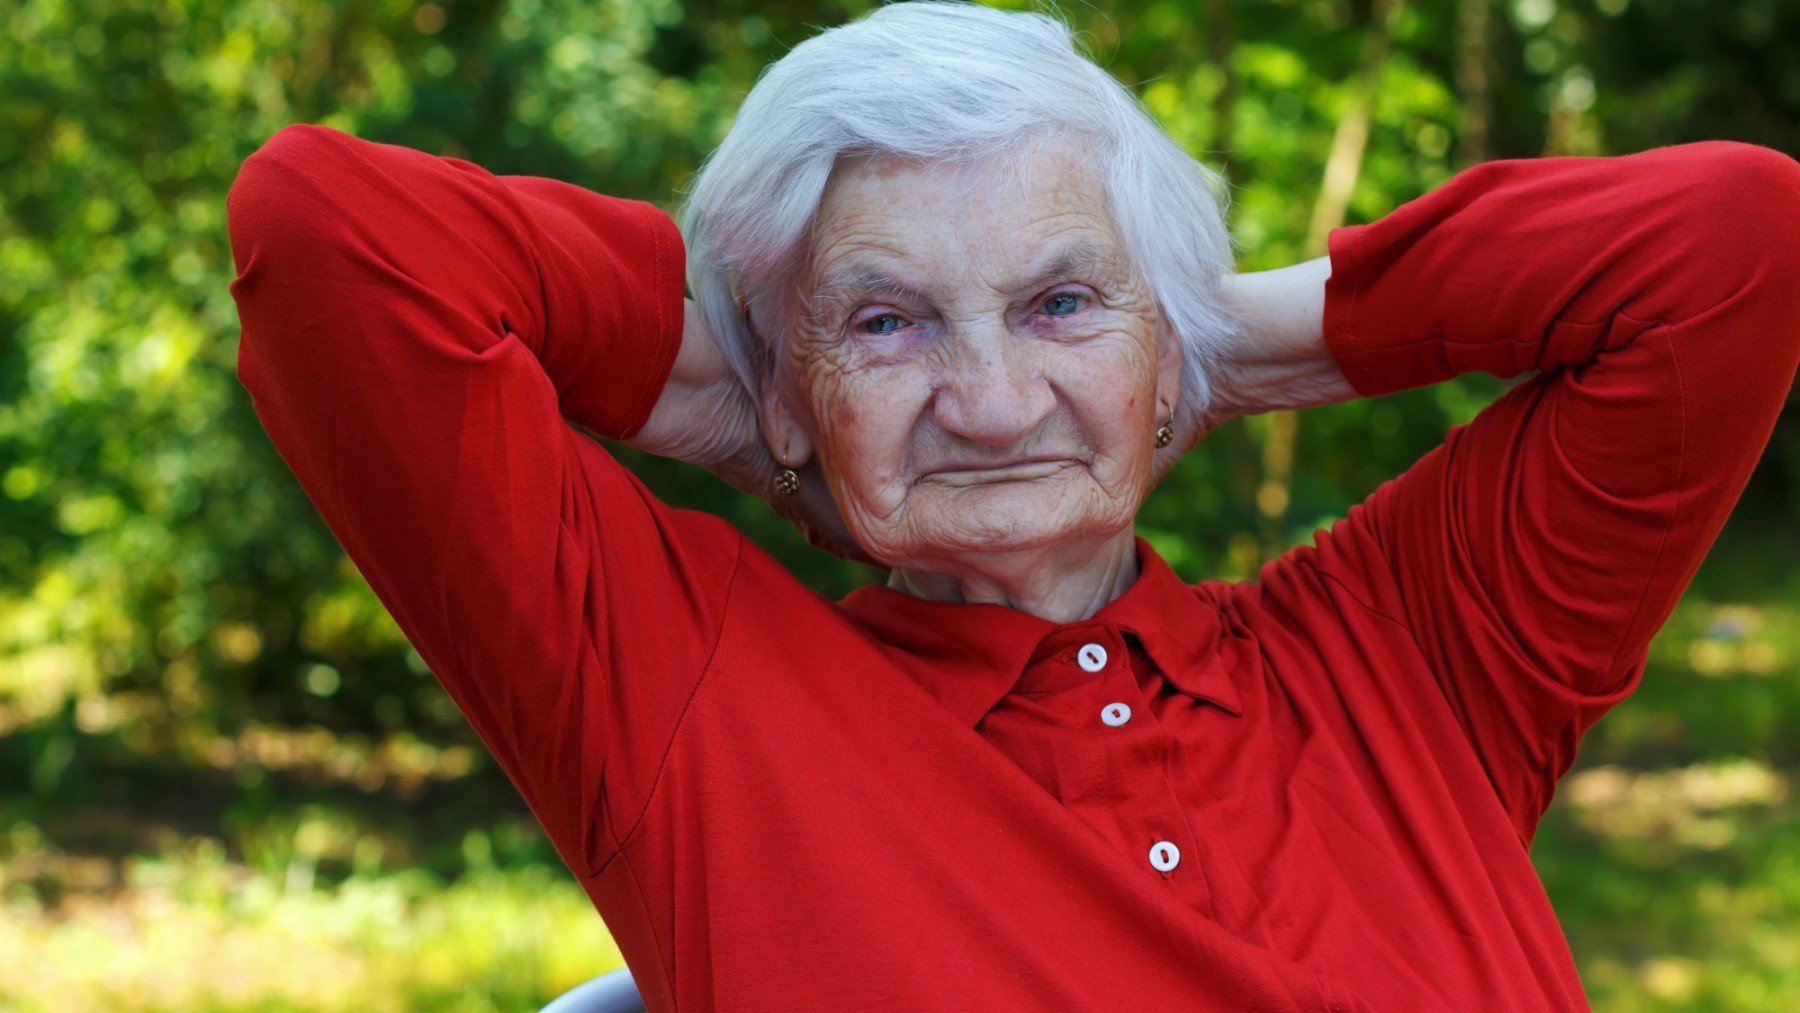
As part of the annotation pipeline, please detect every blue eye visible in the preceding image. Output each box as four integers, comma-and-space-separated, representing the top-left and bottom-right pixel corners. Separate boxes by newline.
1041, 293, 1082, 316
859, 314, 905, 335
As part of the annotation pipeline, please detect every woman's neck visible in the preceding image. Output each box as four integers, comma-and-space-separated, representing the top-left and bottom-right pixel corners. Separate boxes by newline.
885, 527, 1140, 623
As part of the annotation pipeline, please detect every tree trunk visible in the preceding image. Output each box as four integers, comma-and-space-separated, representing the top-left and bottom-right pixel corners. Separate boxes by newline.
1263, 0, 1403, 559
1208, 0, 1239, 187
1455, 0, 1493, 167
1302, 0, 1402, 258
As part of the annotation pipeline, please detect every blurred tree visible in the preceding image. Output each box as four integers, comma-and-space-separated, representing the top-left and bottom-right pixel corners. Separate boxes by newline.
3, 0, 1796, 759
5, 0, 1798, 789
1, 2, 1797, 1003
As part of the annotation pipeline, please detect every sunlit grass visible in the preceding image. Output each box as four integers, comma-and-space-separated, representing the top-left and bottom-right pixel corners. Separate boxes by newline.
1538, 797, 1800, 1011
0, 835, 621, 1012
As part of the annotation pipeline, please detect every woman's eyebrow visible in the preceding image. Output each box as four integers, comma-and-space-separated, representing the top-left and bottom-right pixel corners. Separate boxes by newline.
814, 238, 1118, 303
813, 263, 931, 305
1017, 238, 1117, 293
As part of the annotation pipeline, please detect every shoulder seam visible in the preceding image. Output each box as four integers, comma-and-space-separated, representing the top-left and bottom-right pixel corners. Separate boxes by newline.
1601, 314, 1685, 688
608, 526, 748, 854
1315, 560, 1542, 849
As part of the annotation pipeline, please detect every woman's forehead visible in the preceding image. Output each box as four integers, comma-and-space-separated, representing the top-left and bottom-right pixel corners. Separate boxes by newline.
819, 143, 1105, 222
806, 147, 1123, 296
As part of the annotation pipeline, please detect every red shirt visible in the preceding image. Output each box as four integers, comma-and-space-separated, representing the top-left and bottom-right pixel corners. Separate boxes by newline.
226, 124, 1800, 1010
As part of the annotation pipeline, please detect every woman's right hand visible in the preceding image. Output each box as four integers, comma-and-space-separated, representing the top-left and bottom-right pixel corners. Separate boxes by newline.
626, 299, 873, 565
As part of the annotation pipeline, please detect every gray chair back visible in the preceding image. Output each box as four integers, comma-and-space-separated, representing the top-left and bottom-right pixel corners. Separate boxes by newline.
540, 967, 645, 1013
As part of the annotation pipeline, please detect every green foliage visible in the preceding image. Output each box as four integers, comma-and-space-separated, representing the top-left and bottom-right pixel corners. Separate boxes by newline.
2, 0, 1797, 1007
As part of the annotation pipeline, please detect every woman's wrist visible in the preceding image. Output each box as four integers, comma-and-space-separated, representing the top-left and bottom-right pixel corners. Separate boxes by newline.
1213, 256, 1358, 418
629, 299, 761, 468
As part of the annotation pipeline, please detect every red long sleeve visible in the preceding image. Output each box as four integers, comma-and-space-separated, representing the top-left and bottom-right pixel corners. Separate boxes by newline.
226, 124, 738, 878
225, 128, 1800, 1007
1312, 140, 1800, 842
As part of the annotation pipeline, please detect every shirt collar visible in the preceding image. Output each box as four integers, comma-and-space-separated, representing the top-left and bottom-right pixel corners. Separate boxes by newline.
838, 536, 1247, 726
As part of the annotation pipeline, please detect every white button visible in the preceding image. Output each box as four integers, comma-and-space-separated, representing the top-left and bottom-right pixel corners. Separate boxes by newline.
1101, 702, 1132, 727
1148, 840, 1181, 872
1076, 643, 1108, 672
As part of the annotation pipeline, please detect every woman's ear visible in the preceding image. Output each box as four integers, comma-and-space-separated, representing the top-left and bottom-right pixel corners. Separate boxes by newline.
1154, 315, 1183, 422
757, 372, 816, 470
744, 289, 818, 469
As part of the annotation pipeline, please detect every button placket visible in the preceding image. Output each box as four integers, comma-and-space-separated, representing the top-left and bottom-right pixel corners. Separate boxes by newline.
1055, 628, 1186, 885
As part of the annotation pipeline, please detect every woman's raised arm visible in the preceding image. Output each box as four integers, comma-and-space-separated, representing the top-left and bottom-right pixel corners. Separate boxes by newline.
1268, 141, 1800, 844
226, 123, 742, 878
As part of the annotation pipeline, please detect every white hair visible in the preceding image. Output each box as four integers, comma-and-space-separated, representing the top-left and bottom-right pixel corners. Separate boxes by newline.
677, 0, 1242, 422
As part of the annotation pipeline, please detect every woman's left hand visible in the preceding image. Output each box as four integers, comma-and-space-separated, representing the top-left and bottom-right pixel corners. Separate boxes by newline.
1150, 257, 1356, 483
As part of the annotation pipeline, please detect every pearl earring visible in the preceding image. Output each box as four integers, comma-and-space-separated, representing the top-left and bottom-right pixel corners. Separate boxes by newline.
774, 468, 800, 496
1154, 420, 1174, 449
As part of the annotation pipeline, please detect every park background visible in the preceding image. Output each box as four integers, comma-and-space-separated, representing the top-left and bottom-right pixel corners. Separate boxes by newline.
3, 0, 1798, 1008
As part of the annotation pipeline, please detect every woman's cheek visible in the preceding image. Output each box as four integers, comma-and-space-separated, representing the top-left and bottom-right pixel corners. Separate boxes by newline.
1062, 344, 1161, 469
813, 369, 912, 487
1057, 333, 1153, 404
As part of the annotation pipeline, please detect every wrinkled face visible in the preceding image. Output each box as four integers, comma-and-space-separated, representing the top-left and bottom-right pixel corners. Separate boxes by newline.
760, 143, 1181, 573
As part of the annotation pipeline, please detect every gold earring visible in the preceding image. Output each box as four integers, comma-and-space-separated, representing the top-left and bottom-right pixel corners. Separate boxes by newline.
1154, 420, 1174, 449
774, 468, 800, 496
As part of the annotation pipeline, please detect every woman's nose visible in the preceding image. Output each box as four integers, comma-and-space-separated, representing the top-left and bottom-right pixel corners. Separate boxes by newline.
929, 325, 1056, 447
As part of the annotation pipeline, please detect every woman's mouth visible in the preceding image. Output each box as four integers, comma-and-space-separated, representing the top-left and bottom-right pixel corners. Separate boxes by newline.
919, 457, 1082, 485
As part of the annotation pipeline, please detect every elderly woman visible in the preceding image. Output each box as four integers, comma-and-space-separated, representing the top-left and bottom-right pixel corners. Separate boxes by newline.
225, 2, 1800, 1009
